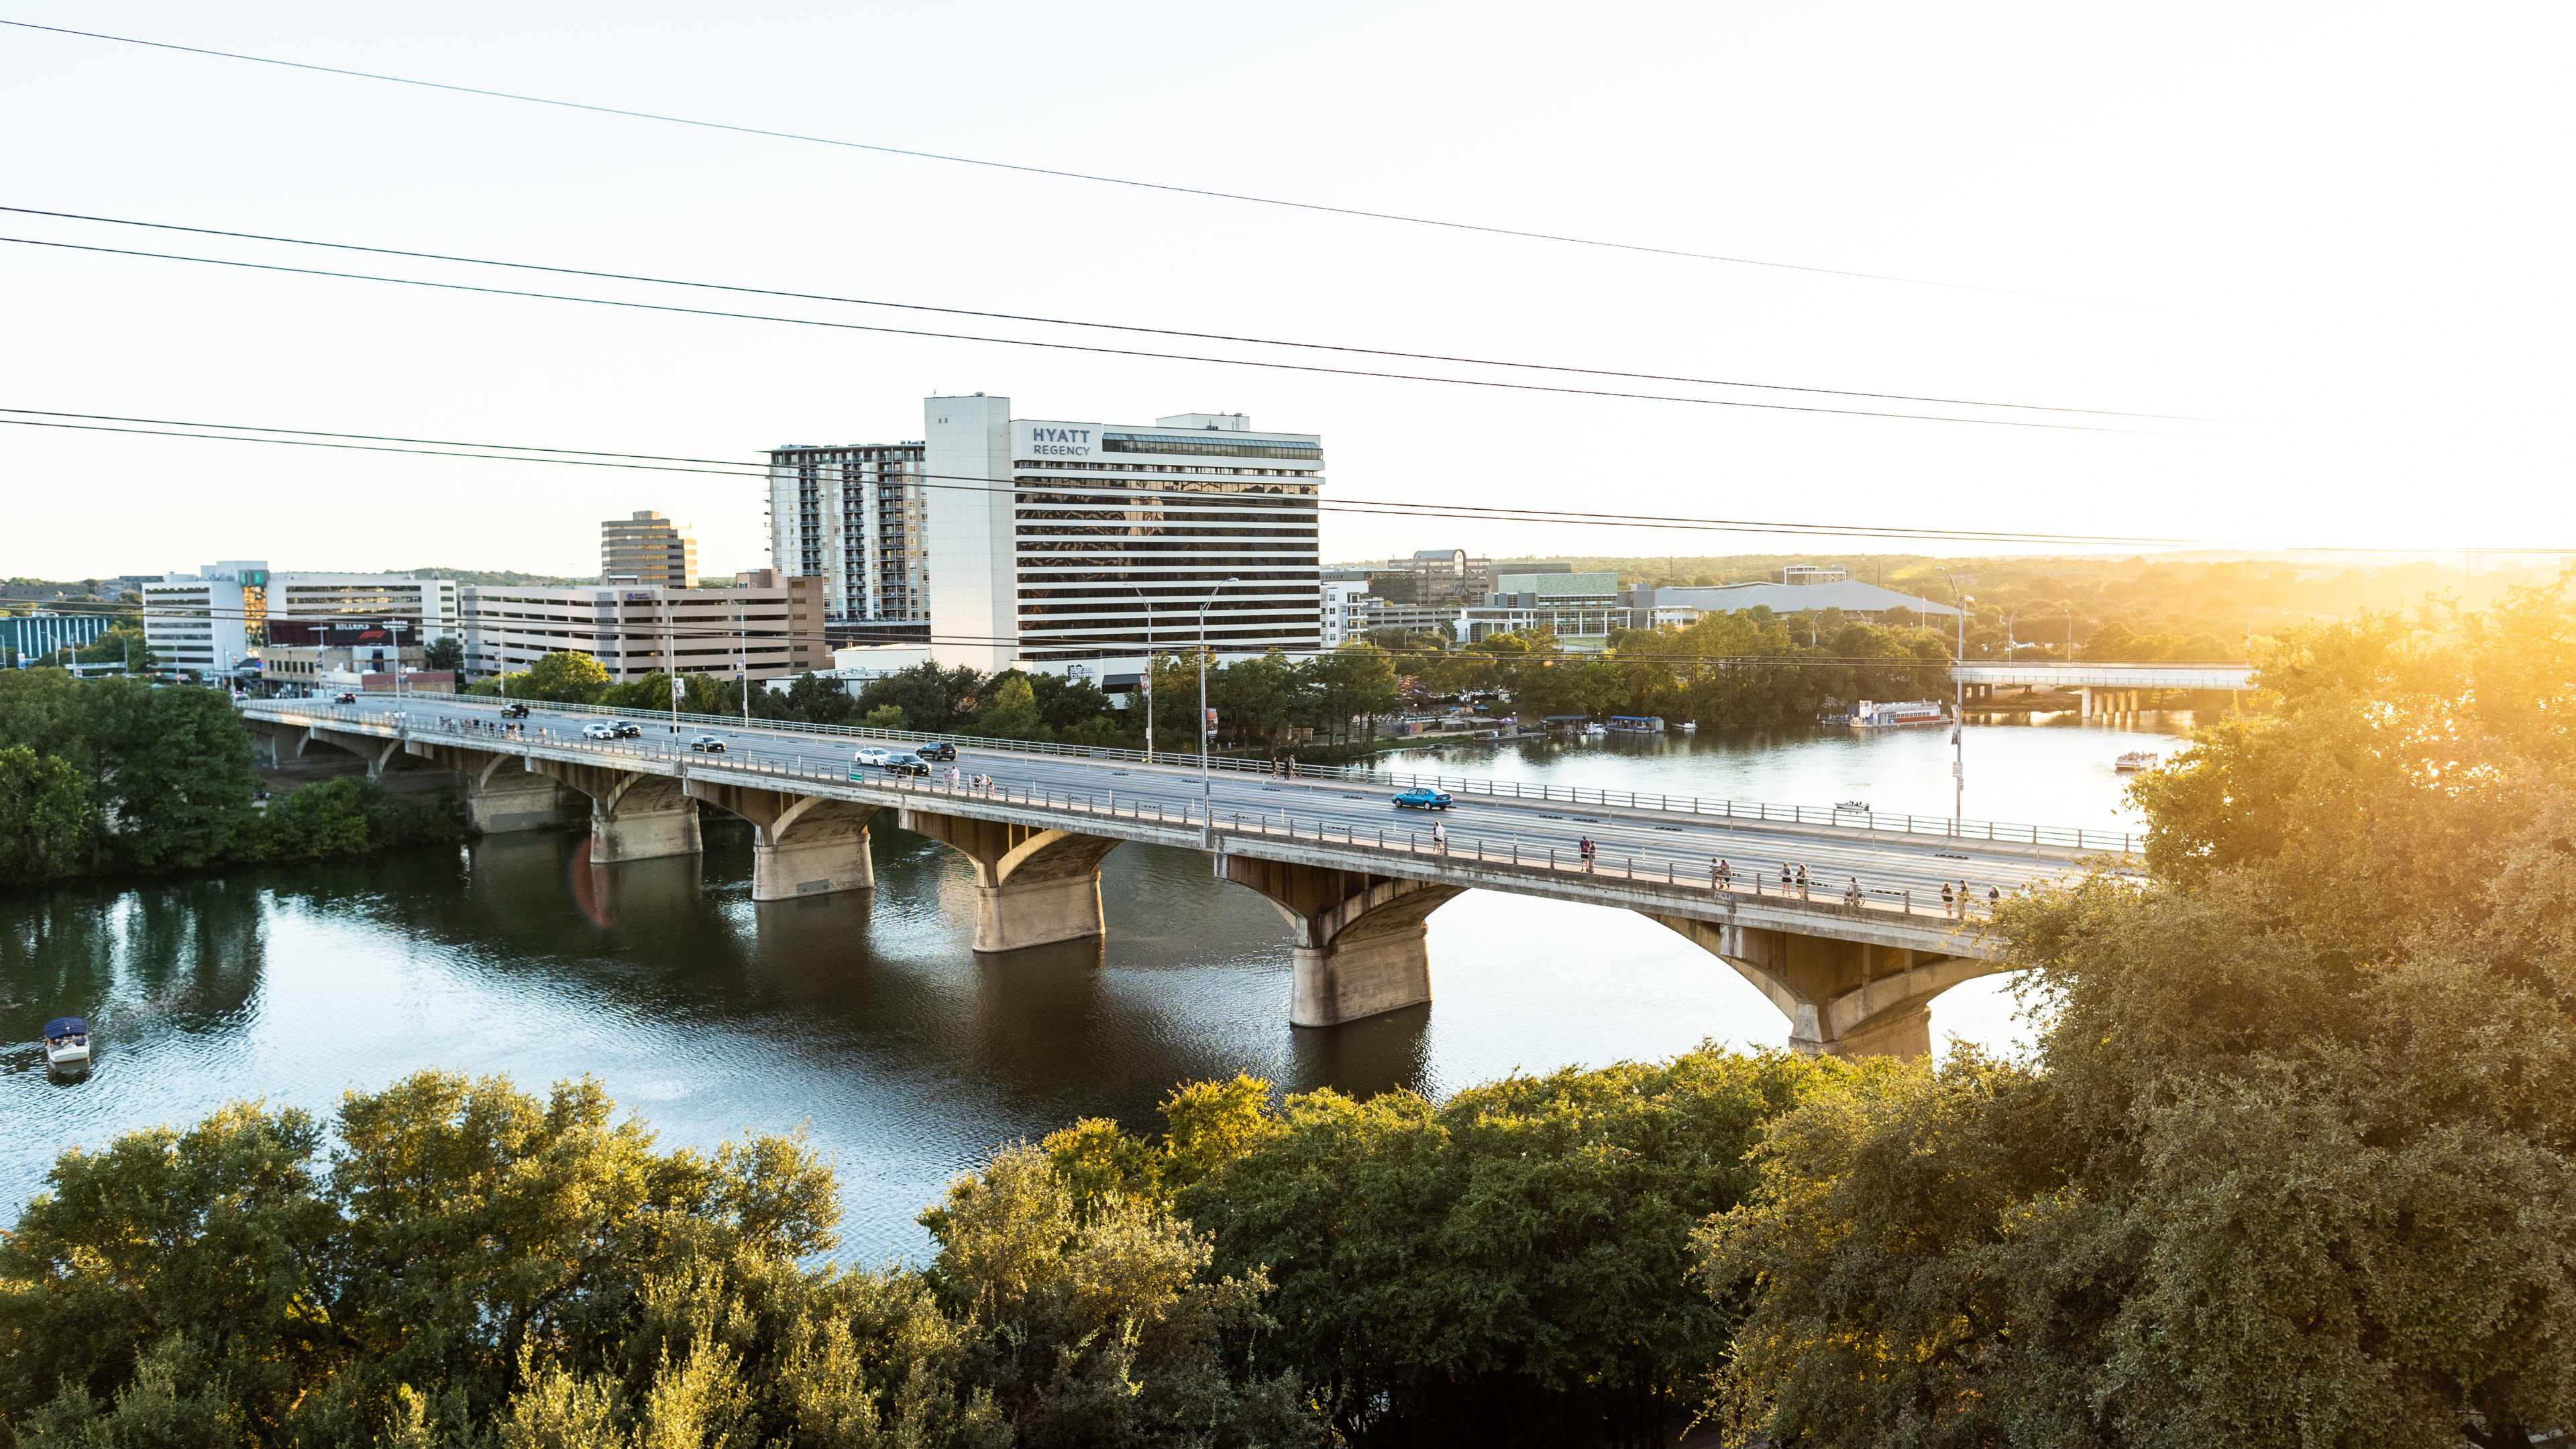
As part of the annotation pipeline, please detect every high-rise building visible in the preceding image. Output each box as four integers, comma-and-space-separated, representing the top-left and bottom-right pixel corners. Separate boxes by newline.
463, 577, 826, 684
142, 560, 267, 679
600, 511, 698, 588
764, 442, 928, 624
923, 395, 1323, 684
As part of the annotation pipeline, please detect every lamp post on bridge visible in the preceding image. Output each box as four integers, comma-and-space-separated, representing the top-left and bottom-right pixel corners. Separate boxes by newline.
1196, 577, 1236, 846
1128, 583, 1155, 764
1938, 570, 1973, 831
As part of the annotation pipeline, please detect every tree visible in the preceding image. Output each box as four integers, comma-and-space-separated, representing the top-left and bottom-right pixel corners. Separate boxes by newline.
1701, 583, 2576, 1449
972, 675, 1046, 741
422, 637, 464, 672
85, 678, 262, 871
0, 743, 99, 881
861, 702, 908, 731
518, 651, 611, 704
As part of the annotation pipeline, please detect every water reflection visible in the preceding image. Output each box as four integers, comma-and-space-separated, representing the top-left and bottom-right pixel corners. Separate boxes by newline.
3, 713, 2193, 1260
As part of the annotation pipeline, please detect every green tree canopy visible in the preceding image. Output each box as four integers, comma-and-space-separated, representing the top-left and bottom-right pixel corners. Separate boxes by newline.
1701, 582, 2576, 1449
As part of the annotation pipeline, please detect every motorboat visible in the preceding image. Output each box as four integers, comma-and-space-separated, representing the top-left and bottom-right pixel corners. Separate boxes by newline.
1678, 720, 1698, 733
1833, 800, 1872, 814
2114, 750, 2159, 772
1580, 722, 1607, 737
42, 1016, 91, 1070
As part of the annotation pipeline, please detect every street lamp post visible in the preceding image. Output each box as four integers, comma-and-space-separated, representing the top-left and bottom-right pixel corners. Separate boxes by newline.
1196, 578, 1236, 844
1937, 570, 1973, 830
1128, 584, 1155, 763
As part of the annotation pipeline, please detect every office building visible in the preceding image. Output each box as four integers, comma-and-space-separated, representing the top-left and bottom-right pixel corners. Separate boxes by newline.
260, 621, 432, 694
924, 394, 1322, 683
1458, 571, 1636, 649
2, 612, 115, 667
464, 577, 827, 684
600, 511, 699, 588
142, 560, 267, 679
266, 573, 461, 645
765, 442, 928, 623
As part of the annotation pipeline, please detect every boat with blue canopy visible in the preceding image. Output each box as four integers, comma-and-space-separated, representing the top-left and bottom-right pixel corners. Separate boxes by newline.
42, 1016, 91, 1069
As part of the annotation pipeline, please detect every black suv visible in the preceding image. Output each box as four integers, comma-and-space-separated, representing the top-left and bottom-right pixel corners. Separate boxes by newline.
499, 702, 530, 719
917, 741, 958, 762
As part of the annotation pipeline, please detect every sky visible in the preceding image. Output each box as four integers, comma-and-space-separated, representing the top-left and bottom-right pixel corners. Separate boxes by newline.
3, 1, 2569, 580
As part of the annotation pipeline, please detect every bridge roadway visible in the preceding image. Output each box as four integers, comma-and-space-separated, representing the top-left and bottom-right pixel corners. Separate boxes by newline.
245, 694, 2130, 1059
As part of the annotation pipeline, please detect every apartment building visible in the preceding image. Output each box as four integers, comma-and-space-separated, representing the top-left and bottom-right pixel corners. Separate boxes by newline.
765, 442, 928, 623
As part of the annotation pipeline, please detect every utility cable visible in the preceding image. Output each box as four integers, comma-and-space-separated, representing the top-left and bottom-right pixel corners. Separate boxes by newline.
0, 205, 2190, 421
0, 411, 2247, 548
0, 235, 2161, 433
0, 18, 2091, 299
9, 407, 2559, 555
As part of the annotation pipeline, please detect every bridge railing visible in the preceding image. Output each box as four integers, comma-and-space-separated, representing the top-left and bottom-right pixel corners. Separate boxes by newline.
274, 694, 2141, 856
268, 701, 2021, 932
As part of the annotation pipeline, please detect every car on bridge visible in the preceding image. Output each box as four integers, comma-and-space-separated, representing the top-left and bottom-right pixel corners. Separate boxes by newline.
334, 692, 358, 704
612, 722, 642, 738
688, 733, 727, 753
850, 747, 898, 779
499, 702, 529, 719
881, 755, 930, 777
916, 741, 958, 762
582, 723, 618, 741
1392, 787, 1454, 811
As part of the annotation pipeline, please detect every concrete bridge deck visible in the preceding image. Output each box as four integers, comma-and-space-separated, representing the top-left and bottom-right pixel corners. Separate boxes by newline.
1952, 661, 2253, 690
243, 696, 2136, 1057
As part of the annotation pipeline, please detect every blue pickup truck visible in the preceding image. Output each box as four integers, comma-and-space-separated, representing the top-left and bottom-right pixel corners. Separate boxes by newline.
1392, 788, 1453, 811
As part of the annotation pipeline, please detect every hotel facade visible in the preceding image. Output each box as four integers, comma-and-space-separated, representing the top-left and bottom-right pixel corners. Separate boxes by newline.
922, 395, 1323, 684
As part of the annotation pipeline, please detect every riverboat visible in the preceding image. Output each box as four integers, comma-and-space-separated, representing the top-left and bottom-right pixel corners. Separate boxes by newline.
1605, 715, 1666, 735
2114, 750, 2159, 772
42, 1016, 91, 1070
1847, 700, 1947, 729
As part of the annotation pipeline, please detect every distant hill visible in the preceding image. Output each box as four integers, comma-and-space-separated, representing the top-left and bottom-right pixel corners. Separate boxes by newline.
398, 568, 596, 587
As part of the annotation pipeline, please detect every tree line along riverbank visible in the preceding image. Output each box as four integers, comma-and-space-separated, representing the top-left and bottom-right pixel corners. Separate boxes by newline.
0, 671, 460, 886
7, 582, 2573, 1446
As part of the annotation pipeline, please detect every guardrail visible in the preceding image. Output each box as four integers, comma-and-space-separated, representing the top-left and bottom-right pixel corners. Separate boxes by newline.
262, 694, 2143, 856
261, 701, 2015, 934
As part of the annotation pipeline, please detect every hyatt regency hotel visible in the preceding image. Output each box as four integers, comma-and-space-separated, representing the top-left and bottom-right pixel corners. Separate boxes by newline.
770, 394, 1324, 688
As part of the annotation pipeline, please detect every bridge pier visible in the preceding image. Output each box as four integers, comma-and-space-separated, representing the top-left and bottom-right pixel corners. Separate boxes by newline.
1220, 855, 1462, 1026
1645, 914, 1982, 1058
535, 759, 702, 863
900, 807, 1116, 951
400, 741, 575, 833
687, 779, 876, 901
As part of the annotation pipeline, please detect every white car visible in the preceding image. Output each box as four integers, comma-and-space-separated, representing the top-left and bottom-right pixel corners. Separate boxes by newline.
849, 746, 896, 780
582, 722, 618, 741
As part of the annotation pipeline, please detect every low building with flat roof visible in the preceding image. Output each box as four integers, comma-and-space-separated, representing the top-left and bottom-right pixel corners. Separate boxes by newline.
464, 577, 827, 684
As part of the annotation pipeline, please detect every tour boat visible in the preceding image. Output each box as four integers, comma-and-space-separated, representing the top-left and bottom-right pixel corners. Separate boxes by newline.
41, 1016, 91, 1070
2114, 750, 2159, 773
1847, 700, 1947, 729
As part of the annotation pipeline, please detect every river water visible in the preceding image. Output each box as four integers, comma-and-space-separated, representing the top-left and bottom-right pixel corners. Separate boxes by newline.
1, 709, 2192, 1261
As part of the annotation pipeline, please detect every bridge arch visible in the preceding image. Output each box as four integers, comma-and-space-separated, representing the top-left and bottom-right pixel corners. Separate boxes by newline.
896, 808, 1120, 952
1216, 855, 1464, 1026
1641, 913, 1992, 1058
685, 779, 878, 901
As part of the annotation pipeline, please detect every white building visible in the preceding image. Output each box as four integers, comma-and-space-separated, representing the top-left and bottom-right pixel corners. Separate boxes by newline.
1320, 580, 1371, 649
923, 395, 1323, 684
267, 573, 461, 644
463, 578, 828, 684
142, 560, 267, 679
767, 441, 928, 623
1457, 571, 1637, 649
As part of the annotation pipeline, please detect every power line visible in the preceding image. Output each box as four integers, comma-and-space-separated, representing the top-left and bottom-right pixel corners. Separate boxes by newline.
11, 408, 2570, 555
0, 205, 2190, 421
0, 235, 2165, 434
0, 18, 2091, 299
0, 410, 2257, 548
